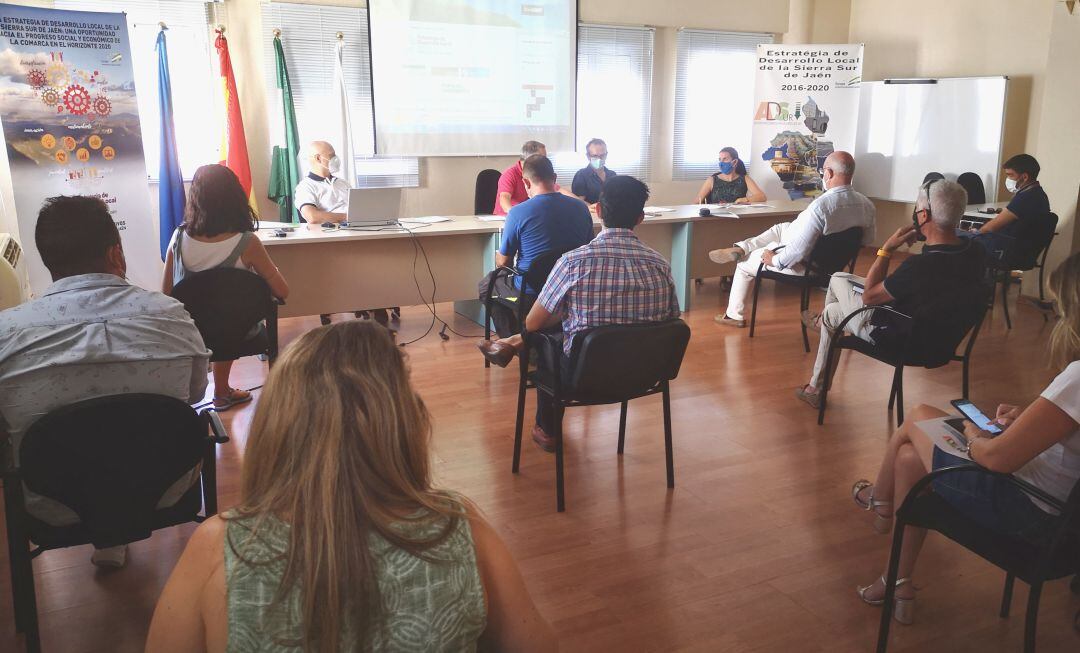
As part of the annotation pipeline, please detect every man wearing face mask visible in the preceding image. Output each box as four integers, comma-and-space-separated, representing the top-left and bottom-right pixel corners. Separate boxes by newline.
968, 154, 1052, 266
710, 151, 876, 328
795, 179, 986, 407
571, 138, 616, 205
477, 154, 594, 350
294, 140, 394, 326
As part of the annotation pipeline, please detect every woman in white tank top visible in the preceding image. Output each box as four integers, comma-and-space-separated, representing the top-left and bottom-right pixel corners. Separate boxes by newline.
162, 164, 290, 410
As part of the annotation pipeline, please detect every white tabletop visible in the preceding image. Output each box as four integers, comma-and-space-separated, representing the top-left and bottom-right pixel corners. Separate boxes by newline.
963, 201, 1009, 218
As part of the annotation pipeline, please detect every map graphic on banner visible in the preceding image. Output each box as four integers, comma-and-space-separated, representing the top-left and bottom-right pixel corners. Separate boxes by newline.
750, 44, 863, 201
0, 4, 158, 294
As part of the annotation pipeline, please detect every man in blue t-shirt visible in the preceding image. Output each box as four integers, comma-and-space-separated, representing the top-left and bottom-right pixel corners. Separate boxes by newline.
477, 154, 594, 338
969, 153, 1053, 267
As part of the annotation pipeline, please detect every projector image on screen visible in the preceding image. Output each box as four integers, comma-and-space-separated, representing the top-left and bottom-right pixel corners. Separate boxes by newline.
369, 0, 577, 156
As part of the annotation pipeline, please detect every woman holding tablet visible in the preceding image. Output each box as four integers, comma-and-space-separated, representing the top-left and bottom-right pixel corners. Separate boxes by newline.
849, 251, 1080, 625
694, 146, 767, 205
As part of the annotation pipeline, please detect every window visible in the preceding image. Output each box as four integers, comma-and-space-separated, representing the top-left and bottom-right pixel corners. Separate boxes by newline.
55, 0, 220, 181
260, 2, 418, 189
551, 24, 654, 185
673, 29, 773, 181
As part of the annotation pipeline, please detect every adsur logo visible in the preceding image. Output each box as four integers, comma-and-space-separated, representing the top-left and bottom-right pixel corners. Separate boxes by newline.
754, 101, 802, 122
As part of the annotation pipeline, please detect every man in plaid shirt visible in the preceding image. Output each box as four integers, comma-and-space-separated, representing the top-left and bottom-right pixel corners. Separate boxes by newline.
479, 175, 680, 452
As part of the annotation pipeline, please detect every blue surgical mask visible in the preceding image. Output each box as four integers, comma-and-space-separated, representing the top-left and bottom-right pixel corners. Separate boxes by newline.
589, 157, 604, 170
718, 161, 735, 174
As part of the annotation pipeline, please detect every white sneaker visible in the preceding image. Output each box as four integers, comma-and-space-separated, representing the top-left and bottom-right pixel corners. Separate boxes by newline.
708, 247, 745, 265
91, 544, 127, 568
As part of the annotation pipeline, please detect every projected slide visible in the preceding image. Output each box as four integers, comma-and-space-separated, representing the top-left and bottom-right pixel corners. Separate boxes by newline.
369, 0, 576, 156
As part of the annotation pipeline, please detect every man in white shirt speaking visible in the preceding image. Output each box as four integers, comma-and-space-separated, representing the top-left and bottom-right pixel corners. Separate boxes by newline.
294, 140, 395, 326
709, 151, 876, 328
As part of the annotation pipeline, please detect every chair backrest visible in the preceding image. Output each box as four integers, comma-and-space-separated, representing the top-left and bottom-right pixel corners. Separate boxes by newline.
922, 172, 945, 184
807, 227, 863, 279
568, 320, 691, 402
956, 172, 986, 205
997, 212, 1058, 271
172, 268, 273, 355
475, 168, 502, 215
522, 248, 574, 296
18, 394, 207, 547
907, 291, 989, 368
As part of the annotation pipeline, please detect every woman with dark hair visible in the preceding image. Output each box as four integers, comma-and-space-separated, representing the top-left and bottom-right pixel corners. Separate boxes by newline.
162, 164, 289, 410
695, 146, 767, 205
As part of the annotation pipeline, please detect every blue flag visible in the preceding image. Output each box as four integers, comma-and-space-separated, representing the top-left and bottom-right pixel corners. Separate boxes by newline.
156, 28, 184, 259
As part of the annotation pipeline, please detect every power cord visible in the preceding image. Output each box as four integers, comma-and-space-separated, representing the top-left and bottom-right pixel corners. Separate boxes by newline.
394, 220, 486, 346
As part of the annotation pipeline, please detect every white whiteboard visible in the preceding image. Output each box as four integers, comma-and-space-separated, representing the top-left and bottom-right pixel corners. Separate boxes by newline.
852, 77, 1007, 202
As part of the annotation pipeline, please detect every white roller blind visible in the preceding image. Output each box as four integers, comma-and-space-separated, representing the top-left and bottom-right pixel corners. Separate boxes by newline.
260, 2, 418, 189
551, 24, 654, 184
673, 29, 773, 181
54, 0, 219, 181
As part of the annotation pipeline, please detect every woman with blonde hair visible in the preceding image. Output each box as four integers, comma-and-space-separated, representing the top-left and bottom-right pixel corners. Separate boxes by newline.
848, 251, 1080, 626
146, 321, 556, 652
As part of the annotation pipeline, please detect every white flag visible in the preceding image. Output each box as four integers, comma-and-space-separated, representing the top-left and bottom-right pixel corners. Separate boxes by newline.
333, 38, 357, 186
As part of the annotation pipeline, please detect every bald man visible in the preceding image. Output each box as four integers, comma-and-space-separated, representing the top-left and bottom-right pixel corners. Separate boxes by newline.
294, 141, 395, 326
295, 140, 349, 224
709, 151, 877, 328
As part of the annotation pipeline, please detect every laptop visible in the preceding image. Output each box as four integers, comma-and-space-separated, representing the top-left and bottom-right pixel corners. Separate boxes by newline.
345, 189, 398, 227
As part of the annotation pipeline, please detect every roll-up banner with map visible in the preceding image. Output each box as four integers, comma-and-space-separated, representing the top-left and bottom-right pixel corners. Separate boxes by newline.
0, 4, 158, 295
750, 44, 863, 201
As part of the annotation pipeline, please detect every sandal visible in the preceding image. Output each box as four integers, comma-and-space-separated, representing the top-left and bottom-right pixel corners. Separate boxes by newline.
800, 309, 822, 331
852, 480, 892, 534
857, 575, 916, 625
794, 385, 821, 409
213, 388, 252, 411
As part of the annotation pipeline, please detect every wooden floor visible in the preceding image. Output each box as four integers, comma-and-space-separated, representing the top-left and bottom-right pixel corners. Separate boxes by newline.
2, 251, 1078, 652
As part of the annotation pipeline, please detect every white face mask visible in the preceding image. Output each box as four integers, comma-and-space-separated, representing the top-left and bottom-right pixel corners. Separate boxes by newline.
1004, 177, 1019, 193
327, 155, 342, 175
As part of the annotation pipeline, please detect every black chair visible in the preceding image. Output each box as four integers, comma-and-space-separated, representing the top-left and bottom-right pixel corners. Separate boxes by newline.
748, 227, 864, 352
172, 267, 282, 365
957, 172, 987, 205
988, 213, 1059, 329
817, 298, 988, 427
481, 249, 571, 368
2, 394, 229, 653
922, 172, 945, 184
876, 467, 1080, 653
475, 168, 502, 215
513, 320, 691, 512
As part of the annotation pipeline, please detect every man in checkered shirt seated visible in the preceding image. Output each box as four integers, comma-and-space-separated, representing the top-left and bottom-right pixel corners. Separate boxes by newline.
477, 175, 681, 453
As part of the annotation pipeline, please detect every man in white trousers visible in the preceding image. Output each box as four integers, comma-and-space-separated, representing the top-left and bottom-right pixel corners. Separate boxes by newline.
709, 151, 876, 328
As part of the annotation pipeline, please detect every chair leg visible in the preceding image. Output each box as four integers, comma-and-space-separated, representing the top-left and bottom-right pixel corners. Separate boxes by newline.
1002, 274, 1013, 330
512, 363, 528, 473
817, 341, 840, 426
876, 520, 908, 653
1038, 265, 1049, 322
800, 287, 811, 353
748, 275, 762, 338
554, 405, 566, 512
201, 440, 219, 516
663, 384, 674, 489
1000, 572, 1015, 618
483, 302, 492, 368
887, 369, 900, 410
1024, 581, 1042, 653
895, 368, 905, 427
962, 355, 971, 399
617, 401, 628, 455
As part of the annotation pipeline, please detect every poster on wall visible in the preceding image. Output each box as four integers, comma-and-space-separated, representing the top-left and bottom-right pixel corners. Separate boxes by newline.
0, 4, 159, 295
749, 44, 863, 201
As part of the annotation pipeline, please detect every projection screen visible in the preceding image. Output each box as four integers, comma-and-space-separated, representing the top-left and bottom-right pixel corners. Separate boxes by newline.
368, 0, 577, 156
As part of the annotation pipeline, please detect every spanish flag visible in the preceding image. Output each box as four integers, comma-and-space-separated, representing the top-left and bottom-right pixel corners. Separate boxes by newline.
214, 29, 257, 214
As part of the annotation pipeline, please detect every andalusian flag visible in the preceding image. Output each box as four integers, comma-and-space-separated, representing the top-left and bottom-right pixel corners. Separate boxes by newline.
214, 29, 256, 214
267, 34, 300, 223
332, 37, 356, 186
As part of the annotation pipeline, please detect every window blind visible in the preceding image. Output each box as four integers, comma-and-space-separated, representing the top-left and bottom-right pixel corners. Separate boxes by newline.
673, 29, 773, 181
551, 23, 654, 184
54, 0, 218, 181
260, 2, 418, 189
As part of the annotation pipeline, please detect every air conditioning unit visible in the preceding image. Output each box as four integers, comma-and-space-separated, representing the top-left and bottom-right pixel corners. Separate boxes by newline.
0, 233, 29, 311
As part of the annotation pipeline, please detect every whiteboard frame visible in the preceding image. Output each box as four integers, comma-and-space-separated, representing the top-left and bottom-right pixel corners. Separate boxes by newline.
853, 76, 1008, 203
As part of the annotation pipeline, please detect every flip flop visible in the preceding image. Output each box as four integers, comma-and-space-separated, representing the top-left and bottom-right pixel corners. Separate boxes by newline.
213, 388, 252, 411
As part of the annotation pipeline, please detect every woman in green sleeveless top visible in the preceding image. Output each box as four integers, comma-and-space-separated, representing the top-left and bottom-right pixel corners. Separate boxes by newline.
694, 147, 767, 205
147, 321, 555, 652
